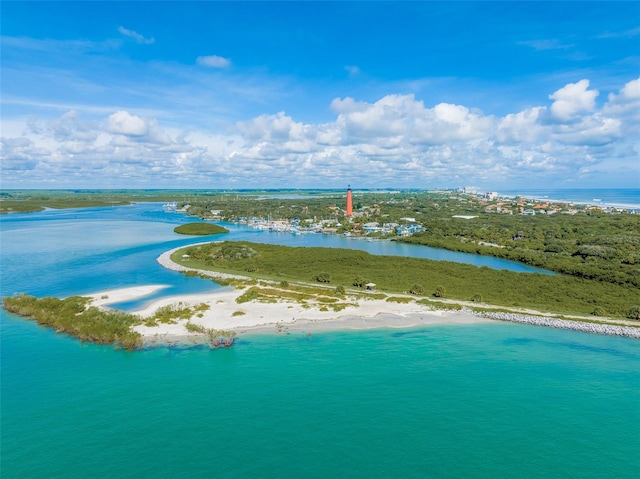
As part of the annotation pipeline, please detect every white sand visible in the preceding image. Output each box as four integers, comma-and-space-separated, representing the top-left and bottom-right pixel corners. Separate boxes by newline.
84, 285, 170, 308
82, 282, 488, 343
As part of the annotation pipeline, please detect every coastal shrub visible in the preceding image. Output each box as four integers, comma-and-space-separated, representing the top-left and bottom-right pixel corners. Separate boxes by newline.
434, 286, 446, 298
386, 296, 413, 304
353, 276, 365, 288
152, 302, 208, 323
572, 245, 618, 261
591, 307, 606, 316
236, 288, 260, 304
232, 310, 246, 316
174, 223, 229, 236
185, 322, 207, 333
334, 285, 345, 296
471, 293, 483, 302
317, 296, 338, 304
409, 284, 424, 295
212, 243, 258, 261
627, 306, 640, 320
436, 302, 462, 311
279, 280, 289, 287
2, 294, 142, 350
314, 272, 331, 283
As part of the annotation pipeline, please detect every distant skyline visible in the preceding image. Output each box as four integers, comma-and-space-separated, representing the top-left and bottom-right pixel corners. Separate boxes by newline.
1, 1, 639, 190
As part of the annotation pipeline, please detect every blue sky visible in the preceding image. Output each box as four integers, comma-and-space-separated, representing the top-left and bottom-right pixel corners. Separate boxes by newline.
1, 1, 639, 190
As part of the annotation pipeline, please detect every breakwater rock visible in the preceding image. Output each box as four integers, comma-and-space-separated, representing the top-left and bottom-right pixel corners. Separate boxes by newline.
471, 310, 640, 339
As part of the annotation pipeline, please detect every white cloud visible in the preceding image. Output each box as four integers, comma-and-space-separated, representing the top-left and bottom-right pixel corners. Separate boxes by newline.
197, 55, 231, 68
604, 77, 640, 122
1, 78, 638, 188
497, 107, 545, 143
105, 111, 149, 136
118, 26, 155, 45
549, 79, 598, 121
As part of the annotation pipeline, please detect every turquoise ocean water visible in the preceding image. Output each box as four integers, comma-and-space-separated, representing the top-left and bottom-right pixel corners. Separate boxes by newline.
1, 201, 639, 478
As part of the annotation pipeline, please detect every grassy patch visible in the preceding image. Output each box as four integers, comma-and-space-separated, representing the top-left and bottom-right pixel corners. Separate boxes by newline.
151, 302, 209, 323
386, 296, 414, 304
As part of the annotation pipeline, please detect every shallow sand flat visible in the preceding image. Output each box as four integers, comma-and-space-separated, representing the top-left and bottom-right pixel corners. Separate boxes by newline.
243, 310, 490, 335
85, 285, 170, 308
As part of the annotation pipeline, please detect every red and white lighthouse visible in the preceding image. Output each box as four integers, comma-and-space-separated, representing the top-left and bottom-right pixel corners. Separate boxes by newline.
346, 185, 353, 217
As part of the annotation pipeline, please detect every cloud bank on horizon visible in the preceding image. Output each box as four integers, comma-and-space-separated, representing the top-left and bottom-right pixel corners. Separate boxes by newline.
1, 2, 638, 190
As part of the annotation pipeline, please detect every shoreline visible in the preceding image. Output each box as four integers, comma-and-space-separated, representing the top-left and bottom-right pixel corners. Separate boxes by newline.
78, 247, 640, 344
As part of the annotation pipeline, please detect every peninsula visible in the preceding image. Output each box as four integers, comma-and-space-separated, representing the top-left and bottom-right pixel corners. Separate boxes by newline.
139, 242, 640, 343
4, 240, 639, 350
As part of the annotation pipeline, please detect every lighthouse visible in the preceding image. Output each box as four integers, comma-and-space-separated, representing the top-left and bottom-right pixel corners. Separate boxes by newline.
346, 185, 353, 217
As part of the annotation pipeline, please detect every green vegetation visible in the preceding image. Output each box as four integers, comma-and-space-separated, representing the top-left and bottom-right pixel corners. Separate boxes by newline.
0, 193, 131, 213
314, 272, 331, 283
144, 302, 210, 326
2, 294, 142, 350
173, 189, 639, 288
0, 189, 244, 214
172, 241, 640, 319
184, 322, 236, 347
400, 211, 640, 287
386, 296, 414, 304
627, 306, 640, 320
174, 223, 229, 235
231, 284, 356, 312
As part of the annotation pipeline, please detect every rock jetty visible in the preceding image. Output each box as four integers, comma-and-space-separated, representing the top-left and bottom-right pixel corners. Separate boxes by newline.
472, 310, 640, 339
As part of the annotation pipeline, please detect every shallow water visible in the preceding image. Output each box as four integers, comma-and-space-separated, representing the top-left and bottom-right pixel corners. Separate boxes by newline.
1, 203, 639, 478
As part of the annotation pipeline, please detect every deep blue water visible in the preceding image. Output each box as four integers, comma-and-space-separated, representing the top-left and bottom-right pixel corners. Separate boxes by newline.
1, 201, 639, 478
501, 188, 640, 208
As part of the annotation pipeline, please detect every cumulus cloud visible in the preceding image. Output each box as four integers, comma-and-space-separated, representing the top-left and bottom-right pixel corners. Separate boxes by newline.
1, 78, 637, 188
105, 111, 149, 136
196, 55, 231, 68
118, 26, 155, 44
549, 79, 598, 121
604, 77, 640, 122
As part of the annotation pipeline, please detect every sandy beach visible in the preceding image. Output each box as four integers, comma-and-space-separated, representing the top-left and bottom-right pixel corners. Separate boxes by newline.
80, 246, 640, 344
84, 282, 488, 344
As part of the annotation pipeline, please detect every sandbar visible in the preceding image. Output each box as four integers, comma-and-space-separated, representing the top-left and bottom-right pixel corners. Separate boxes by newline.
84, 284, 170, 308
